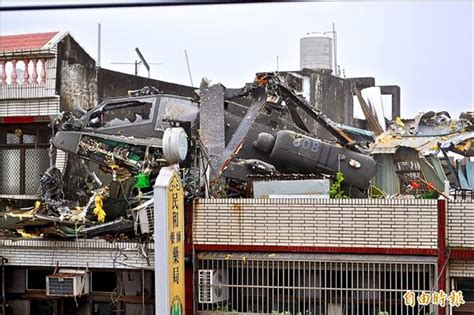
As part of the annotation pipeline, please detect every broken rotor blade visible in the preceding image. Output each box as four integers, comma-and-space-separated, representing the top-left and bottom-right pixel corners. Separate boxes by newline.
353, 86, 384, 135
288, 107, 310, 133
276, 81, 358, 150
214, 86, 268, 177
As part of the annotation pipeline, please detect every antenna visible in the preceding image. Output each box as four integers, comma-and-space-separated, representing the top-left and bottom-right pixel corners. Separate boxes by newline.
322, 24, 339, 76
97, 23, 101, 67
135, 47, 150, 78
111, 61, 162, 76
184, 49, 194, 87
111, 48, 162, 77
332, 22, 338, 76
276, 56, 279, 71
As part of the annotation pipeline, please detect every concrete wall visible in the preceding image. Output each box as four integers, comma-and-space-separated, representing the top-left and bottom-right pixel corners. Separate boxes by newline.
56, 35, 195, 112
448, 201, 474, 248
193, 199, 438, 249
0, 239, 153, 269
306, 70, 354, 140
56, 35, 98, 112
97, 68, 195, 102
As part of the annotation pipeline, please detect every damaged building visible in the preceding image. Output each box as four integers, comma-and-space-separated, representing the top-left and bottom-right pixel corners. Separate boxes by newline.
0, 31, 473, 315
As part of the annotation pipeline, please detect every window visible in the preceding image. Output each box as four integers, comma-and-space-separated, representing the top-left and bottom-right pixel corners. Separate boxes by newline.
456, 277, 474, 301
92, 302, 120, 315
27, 268, 53, 290
0, 124, 51, 195
30, 300, 54, 315
155, 96, 199, 131
88, 99, 154, 129
91, 271, 118, 292
197, 253, 437, 315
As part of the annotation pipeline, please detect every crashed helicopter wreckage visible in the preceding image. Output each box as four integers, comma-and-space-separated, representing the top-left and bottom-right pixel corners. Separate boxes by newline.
9, 72, 473, 238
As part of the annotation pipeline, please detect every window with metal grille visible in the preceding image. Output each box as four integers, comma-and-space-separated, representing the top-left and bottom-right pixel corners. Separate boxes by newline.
0, 124, 51, 195
197, 253, 438, 315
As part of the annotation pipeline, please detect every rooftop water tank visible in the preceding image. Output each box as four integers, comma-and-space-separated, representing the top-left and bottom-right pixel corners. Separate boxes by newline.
300, 33, 333, 71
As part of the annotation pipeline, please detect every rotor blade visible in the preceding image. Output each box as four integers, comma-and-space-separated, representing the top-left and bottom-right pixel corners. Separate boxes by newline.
289, 107, 310, 133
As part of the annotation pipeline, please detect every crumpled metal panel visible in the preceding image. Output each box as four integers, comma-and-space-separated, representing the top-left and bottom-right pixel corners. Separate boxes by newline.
371, 131, 474, 156
439, 131, 474, 156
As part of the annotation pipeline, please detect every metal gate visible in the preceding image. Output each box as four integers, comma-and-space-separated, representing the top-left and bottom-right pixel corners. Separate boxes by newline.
197, 252, 438, 315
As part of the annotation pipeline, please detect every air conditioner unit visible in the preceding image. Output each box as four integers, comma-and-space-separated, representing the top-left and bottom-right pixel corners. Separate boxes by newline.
198, 269, 228, 304
328, 303, 345, 315
131, 199, 154, 235
46, 269, 89, 297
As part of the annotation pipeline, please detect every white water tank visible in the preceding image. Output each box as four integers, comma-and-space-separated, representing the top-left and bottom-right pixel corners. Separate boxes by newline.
300, 33, 333, 71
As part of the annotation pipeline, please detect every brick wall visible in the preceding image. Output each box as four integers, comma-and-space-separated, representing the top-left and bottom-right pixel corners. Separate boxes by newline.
448, 201, 474, 248
193, 199, 438, 249
450, 260, 474, 277
0, 97, 60, 117
0, 239, 153, 269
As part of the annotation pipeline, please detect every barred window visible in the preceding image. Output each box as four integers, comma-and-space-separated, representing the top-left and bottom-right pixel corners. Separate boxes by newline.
197, 253, 438, 315
0, 124, 51, 195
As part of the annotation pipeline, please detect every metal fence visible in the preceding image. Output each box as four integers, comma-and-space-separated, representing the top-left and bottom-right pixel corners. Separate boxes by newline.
197, 253, 438, 315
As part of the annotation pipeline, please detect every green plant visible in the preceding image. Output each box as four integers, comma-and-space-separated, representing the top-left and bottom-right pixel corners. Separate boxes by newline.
330, 172, 347, 199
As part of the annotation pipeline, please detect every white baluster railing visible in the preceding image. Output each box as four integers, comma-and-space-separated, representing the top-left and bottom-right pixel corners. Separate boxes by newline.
0, 57, 57, 99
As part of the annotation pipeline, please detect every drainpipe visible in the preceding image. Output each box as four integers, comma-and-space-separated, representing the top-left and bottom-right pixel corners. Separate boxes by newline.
1, 256, 7, 315
437, 199, 447, 315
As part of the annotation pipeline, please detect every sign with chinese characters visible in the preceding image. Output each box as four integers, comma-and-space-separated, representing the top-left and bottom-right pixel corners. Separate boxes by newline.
403, 290, 465, 307
168, 172, 185, 315
155, 167, 185, 315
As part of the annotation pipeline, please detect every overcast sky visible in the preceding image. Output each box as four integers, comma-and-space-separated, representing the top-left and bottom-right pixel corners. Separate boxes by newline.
1, 1, 472, 118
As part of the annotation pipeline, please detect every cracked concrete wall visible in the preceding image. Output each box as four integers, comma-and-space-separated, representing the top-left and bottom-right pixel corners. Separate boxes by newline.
56, 35, 98, 112
303, 69, 354, 140
55, 35, 195, 112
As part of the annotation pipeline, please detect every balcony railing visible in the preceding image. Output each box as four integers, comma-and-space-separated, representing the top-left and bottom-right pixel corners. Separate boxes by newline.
0, 57, 57, 99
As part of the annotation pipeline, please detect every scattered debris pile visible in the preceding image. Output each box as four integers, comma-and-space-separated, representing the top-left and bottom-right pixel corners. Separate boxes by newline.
1, 73, 473, 239
370, 111, 474, 197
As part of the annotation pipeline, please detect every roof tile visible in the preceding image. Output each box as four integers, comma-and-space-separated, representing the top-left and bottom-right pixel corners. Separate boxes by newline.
0, 32, 60, 53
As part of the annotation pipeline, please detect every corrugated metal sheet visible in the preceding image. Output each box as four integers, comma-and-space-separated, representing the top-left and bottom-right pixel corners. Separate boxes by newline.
371, 131, 474, 155
373, 154, 399, 195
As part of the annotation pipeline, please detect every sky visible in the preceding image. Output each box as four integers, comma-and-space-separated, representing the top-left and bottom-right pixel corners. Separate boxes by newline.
1, 1, 473, 118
